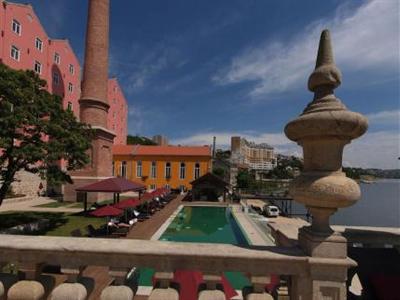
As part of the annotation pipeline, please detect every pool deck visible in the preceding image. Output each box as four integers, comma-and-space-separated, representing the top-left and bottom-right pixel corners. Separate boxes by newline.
230, 205, 275, 246
126, 194, 184, 240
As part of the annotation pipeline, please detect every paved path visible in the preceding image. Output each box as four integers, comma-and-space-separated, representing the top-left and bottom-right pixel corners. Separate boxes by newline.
127, 194, 183, 240
231, 205, 275, 246
0, 197, 82, 213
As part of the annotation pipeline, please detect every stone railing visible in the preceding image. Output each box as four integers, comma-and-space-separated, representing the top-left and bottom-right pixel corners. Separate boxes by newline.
0, 234, 355, 300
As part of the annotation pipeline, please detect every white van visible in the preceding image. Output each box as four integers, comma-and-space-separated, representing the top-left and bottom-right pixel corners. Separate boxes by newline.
264, 205, 279, 217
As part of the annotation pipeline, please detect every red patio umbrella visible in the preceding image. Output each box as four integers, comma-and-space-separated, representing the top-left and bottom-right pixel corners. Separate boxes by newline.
113, 198, 140, 209
140, 193, 154, 204
90, 205, 123, 217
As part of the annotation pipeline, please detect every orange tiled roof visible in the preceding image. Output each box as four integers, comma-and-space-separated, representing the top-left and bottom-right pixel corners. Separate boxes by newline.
112, 144, 135, 155
113, 145, 211, 157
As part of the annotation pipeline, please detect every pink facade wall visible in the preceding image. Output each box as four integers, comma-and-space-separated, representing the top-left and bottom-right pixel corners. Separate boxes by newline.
47, 39, 81, 117
0, 3, 49, 81
108, 78, 128, 145
0, 1, 128, 144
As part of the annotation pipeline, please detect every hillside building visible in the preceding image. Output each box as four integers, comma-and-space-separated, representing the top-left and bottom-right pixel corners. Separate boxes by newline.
152, 135, 168, 146
230, 136, 277, 186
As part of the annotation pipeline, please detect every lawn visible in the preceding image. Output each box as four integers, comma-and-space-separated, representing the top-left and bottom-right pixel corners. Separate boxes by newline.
0, 211, 106, 237
46, 214, 106, 236
34, 201, 71, 208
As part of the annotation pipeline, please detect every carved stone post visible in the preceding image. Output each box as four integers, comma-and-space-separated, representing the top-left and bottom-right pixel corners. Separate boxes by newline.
50, 265, 90, 300
100, 267, 136, 300
8, 263, 48, 300
284, 29, 368, 299
243, 275, 273, 300
148, 272, 178, 300
198, 274, 225, 300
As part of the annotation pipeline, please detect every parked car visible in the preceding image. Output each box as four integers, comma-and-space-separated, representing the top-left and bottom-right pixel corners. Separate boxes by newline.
263, 205, 280, 217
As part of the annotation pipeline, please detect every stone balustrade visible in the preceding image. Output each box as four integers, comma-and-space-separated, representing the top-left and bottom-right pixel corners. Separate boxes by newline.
0, 234, 355, 299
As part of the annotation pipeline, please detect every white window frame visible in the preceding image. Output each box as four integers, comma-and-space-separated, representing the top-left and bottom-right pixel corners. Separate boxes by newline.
194, 162, 200, 179
69, 64, 74, 74
10, 45, 20, 61
35, 37, 43, 52
136, 161, 142, 177
54, 52, 60, 64
179, 162, 186, 180
150, 184, 156, 190
68, 82, 73, 93
67, 102, 73, 111
165, 162, 171, 178
34, 61, 42, 74
121, 161, 127, 178
12, 19, 21, 35
151, 161, 157, 178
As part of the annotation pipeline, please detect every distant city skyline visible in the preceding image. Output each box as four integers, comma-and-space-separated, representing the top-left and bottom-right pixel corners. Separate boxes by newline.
10, 0, 400, 169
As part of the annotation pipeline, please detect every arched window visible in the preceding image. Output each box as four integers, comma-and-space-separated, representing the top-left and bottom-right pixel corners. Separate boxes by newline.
194, 163, 200, 179
121, 161, 127, 178
179, 162, 186, 179
151, 161, 157, 178
136, 161, 142, 177
165, 162, 171, 178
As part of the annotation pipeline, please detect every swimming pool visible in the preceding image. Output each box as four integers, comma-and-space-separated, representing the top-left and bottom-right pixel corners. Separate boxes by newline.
138, 206, 251, 289
160, 206, 249, 245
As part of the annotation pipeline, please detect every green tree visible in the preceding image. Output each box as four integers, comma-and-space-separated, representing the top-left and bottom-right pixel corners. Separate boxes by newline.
212, 167, 225, 178
0, 64, 92, 205
236, 170, 252, 188
127, 135, 156, 145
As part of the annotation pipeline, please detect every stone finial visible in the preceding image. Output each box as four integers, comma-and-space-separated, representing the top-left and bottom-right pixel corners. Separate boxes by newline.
284, 30, 368, 246
308, 29, 342, 92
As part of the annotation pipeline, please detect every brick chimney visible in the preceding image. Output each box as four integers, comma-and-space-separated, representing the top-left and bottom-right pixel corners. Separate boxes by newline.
64, 0, 115, 202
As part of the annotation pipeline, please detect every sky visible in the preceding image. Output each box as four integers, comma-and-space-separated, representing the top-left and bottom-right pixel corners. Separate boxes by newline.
15, 0, 400, 169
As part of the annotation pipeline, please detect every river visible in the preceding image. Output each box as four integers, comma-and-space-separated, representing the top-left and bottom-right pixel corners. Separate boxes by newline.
290, 179, 400, 228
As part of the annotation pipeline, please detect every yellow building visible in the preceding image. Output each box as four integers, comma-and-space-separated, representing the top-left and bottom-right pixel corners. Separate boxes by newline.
112, 145, 212, 191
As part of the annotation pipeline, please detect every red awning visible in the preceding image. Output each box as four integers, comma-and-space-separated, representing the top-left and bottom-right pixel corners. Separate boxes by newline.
76, 177, 146, 193
90, 205, 123, 217
113, 198, 140, 209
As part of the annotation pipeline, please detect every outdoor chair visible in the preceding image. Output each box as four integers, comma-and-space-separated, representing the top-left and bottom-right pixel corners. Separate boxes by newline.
86, 224, 105, 237
111, 227, 129, 237
70, 229, 83, 237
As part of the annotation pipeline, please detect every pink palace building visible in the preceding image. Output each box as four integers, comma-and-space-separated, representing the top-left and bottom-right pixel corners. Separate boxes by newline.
0, 1, 128, 145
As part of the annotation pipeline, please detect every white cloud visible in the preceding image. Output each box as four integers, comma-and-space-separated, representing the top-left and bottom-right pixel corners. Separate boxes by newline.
213, 0, 399, 98
126, 53, 169, 92
172, 129, 400, 169
366, 110, 400, 125
344, 131, 400, 169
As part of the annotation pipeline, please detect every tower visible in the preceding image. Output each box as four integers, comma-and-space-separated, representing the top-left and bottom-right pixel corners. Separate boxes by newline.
64, 0, 115, 202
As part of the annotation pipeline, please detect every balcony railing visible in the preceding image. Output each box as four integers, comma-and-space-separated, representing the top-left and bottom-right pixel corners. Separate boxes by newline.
0, 234, 354, 300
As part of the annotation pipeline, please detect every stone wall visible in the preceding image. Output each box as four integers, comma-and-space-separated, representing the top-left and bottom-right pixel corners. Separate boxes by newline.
11, 171, 46, 197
